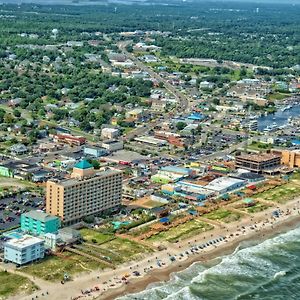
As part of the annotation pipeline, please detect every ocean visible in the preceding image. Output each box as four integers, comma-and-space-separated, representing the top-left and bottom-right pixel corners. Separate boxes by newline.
118, 226, 300, 300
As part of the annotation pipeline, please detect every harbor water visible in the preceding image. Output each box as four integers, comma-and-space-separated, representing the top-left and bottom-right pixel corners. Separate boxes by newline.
258, 104, 300, 131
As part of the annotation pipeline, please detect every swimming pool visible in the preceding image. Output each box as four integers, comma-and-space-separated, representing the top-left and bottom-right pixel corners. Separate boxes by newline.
112, 221, 131, 230
3, 229, 23, 239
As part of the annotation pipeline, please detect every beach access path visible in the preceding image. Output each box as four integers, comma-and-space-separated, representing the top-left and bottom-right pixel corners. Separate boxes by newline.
4, 197, 300, 300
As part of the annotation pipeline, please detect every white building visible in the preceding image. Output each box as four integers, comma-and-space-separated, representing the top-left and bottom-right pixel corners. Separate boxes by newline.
4, 235, 45, 265
101, 128, 119, 139
199, 81, 214, 89
44, 233, 58, 250
101, 140, 124, 152
205, 177, 245, 194
134, 136, 167, 146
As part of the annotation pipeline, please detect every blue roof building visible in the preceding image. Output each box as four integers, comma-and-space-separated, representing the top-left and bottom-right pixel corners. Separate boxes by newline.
160, 166, 192, 176
187, 113, 204, 121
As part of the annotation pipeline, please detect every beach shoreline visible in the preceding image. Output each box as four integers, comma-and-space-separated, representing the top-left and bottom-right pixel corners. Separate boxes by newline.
9, 198, 300, 300
100, 213, 300, 300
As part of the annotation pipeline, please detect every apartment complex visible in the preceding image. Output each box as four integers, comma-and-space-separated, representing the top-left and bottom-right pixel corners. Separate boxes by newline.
4, 235, 45, 265
273, 150, 300, 168
21, 210, 60, 236
46, 160, 122, 224
235, 153, 281, 173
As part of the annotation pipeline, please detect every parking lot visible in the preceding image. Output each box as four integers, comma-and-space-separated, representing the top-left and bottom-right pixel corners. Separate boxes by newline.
0, 193, 45, 232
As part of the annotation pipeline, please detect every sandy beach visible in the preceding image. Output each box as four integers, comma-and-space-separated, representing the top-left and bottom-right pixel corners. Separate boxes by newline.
101, 211, 300, 300
5, 197, 300, 300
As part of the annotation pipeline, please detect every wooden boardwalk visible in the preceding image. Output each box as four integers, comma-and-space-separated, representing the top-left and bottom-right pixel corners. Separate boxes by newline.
64, 246, 114, 268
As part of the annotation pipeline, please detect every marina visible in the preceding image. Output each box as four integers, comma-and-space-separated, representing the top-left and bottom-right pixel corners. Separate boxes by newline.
258, 101, 300, 132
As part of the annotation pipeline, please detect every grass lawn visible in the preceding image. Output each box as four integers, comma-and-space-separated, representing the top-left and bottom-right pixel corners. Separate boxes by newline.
205, 209, 242, 223
82, 237, 153, 264
123, 127, 135, 134
99, 238, 152, 262
246, 202, 271, 213
130, 225, 151, 237
147, 219, 213, 243
252, 182, 300, 204
0, 176, 34, 189
235, 201, 272, 214
80, 228, 115, 244
266, 92, 290, 101
20, 252, 104, 282
291, 172, 300, 181
80, 229, 152, 264
248, 142, 272, 151
0, 271, 38, 299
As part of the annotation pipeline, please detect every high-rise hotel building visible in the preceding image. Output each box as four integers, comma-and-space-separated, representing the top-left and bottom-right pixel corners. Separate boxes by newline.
46, 160, 122, 224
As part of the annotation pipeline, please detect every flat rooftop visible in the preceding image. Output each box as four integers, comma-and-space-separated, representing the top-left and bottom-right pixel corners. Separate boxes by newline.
49, 169, 120, 187
205, 177, 245, 192
5, 235, 43, 248
236, 153, 280, 163
161, 166, 191, 174
134, 136, 167, 144
102, 139, 122, 145
105, 150, 148, 163
23, 210, 59, 222
177, 181, 214, 195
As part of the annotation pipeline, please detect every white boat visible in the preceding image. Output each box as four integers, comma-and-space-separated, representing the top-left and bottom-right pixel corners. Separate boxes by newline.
264, 126, 271, 132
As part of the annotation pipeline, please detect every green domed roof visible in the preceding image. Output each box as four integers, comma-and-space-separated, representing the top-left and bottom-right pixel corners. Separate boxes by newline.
74, 160, 93, 170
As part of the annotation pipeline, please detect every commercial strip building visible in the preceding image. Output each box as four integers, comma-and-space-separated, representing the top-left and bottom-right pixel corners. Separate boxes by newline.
154, 131, 186, 148
161, 166, 196, 177
84, 146, 108, 158
161, 181, 214, 201
52, 134, 86, 146
4, 235, 45, 265
46, 160, 122, 224
161, 174, 247, 199
101, 140, 124, 151
21, 210, 60, 236
231, 169, 265, 183
134, 136, 167, 146
103, 150, 147, 165
235, 153, 281, 173
151, 166, 196, 184
205, 177, 245, 194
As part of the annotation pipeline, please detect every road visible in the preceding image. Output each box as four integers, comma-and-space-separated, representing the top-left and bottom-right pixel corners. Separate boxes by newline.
118, 41, 192, 140
118, 41, 190, 113
201, 140, 247, 162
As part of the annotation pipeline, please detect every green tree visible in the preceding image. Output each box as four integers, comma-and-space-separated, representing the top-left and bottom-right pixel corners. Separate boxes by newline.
13, 109, 21, 118
176, 121, 187, 131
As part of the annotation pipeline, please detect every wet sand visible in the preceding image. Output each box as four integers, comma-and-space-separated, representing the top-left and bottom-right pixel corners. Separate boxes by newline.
101, 214, 300, 300
13, 198, 300, 300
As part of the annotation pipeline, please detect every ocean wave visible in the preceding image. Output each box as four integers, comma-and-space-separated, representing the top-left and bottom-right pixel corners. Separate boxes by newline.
119, 226, 300, 300
273, 270, 287, 279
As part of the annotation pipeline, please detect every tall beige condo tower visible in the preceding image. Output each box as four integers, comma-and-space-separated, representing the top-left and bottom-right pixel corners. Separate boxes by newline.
46, 160, 122, 224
